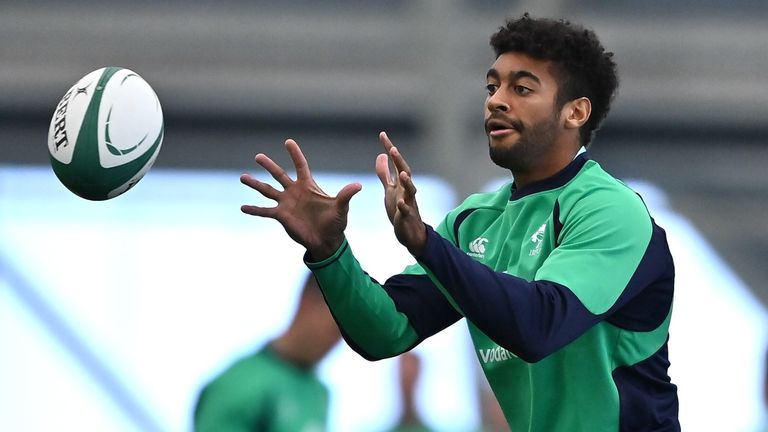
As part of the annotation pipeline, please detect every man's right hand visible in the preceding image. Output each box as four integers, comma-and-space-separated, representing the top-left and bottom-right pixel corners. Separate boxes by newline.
240, 139, 362, 261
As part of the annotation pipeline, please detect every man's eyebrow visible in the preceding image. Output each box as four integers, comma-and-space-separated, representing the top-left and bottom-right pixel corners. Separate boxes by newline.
511, 70, 541, 84
486, 68, 500, 80
486, 68, 541, 85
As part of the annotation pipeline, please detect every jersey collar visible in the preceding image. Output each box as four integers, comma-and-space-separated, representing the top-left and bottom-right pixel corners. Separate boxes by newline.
509, 151, 590, 201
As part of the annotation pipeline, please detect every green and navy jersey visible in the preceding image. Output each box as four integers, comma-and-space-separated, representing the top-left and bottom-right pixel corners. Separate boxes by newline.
308, 153, 679, 431
194, 345, 329, 432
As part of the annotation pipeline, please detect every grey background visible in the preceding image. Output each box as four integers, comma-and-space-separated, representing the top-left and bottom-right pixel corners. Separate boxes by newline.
2, 1, 767, 305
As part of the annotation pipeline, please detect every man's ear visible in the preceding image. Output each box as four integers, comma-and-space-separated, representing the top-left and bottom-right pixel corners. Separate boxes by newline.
563, 97, 591, 129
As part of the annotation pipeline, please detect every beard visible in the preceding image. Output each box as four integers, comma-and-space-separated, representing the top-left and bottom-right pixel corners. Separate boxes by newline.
488, 113, 560, 173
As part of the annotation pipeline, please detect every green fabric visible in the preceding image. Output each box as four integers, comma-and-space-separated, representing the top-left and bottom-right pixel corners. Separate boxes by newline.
535, 164, 652, 314
308, 158, 673, 431
308, 241, 419, 359
428, 160, 669, 430
194, 346, 329, 432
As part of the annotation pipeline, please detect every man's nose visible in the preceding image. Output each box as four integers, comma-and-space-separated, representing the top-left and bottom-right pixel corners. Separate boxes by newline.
487, 91, 509, 112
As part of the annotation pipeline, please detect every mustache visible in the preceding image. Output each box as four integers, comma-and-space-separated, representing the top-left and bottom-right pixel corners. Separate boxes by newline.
484, 115, 524, 134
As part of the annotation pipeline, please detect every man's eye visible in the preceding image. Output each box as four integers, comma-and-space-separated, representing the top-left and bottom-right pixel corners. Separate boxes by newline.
514, 85, 531, 95
486, 84, 498, 95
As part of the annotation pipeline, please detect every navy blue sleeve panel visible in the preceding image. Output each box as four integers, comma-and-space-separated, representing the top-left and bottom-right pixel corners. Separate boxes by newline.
416, 225, 601, 363
307, 240, 461, 361
607, 222, 675, 332
380, 273, 463, 341
613, 339, 680, 432
415, 223, 674, 363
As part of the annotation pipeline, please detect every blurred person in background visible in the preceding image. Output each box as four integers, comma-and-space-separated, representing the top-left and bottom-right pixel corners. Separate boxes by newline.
478, 378, 509, 432
764, 345, 768, 432
240, 14, 678, 431
193, 274, 340, 432
388, 351, 433, 432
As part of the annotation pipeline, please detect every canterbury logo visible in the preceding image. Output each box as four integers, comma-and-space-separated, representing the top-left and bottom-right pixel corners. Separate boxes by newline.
467, 237, 488, 258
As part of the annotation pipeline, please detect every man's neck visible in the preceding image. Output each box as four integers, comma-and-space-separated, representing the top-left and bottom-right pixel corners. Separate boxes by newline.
270, 336, 314, 369
512, 146, 583, 189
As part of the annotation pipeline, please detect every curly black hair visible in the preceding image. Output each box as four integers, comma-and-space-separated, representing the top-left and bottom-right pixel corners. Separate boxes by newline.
490, 14, 618, 147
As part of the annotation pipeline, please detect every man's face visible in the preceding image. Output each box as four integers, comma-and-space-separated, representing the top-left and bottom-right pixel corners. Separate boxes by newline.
484, 52, 564, 173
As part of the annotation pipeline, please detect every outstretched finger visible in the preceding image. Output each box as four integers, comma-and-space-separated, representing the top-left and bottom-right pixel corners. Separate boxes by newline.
399, 170, 418, 201
380, 130, 413, 181
381, 131, 412, 176
389, 145, 412, 177
240, 204, 277, 218
379, 131, 395, 154
285, 139, 312, 181
375, 153, 393, 188
255, 153, 294, 189
240, 174, 282, 201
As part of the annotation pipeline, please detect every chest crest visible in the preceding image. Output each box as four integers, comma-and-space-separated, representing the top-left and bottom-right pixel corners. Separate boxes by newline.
528, 222, 547, 256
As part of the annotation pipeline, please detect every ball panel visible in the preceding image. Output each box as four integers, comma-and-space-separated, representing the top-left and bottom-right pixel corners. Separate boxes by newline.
47, 66, 164, 201
51, 124, 163, 201
97, 69, 163, 169
106, 129, 164, 199
47, 68, 104, 164
50, 67, 120, 200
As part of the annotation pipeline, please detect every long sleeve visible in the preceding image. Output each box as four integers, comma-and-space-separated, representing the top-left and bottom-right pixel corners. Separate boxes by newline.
414, 185, 673, 363
306, 239, 461, 360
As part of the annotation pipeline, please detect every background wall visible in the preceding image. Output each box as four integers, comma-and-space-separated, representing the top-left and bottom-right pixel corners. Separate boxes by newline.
2, 0, 767, 304
1, 1, 767, 431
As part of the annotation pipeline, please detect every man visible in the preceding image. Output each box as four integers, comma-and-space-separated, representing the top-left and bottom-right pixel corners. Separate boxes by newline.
477, 370, 510, 432
764, 346, 768, 431
388, 352, 433, 432
240, 14, 679, 431
193, 274, 340, 432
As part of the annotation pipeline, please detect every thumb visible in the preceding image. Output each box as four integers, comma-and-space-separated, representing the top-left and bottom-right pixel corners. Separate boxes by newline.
336, 183, 363, 208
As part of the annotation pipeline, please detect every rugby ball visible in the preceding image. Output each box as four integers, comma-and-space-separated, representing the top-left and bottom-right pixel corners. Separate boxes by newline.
48, 67, 164, 200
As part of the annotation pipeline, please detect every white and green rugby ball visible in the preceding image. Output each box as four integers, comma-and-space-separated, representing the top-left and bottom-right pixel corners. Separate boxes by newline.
48, 67, 164, 200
